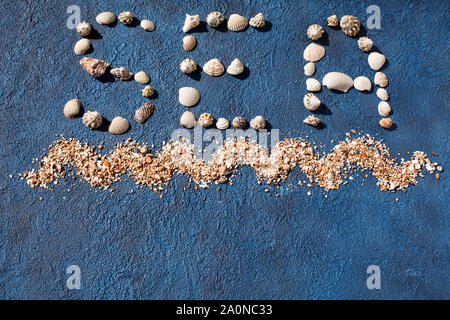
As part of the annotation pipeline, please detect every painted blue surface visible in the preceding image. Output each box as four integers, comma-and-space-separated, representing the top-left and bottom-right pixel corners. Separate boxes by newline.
0, 0, 448, 299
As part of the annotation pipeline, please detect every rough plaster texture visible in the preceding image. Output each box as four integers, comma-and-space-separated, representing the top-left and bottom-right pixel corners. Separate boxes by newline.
0, 0, 448, 299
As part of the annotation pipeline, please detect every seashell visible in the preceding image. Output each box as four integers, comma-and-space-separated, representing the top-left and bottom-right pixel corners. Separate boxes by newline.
140, 19, 155, 31
141, 85, 155, 98
303, 115, 321, 127
303, 62, 315, 76
109, 116, 130, 134
216, 118, 229, 130
303, 43, 326, 62
182, 35, 197, 51
119, 11, 133, 25
178, 87, 200, 107
340, 15, 360, 37
379, 117, 393, 129
227, 14, 248, 32
180, 59, 197, 74
303, 93, 321, 111
203, 58, 225, 77
110, 67, 134, 81
376, 88, 389, 101
80, 57, 109, 77
206, 11, 224, 28
199, 113, 214, 128
327, 15, 339, 27
353, 76, 372, 91
322, 72, 353, 92
180, 111, 196, 128
368, 52, 386, 71
374, 72, 388, 87
378, 101, 391, 117
307, 24, 324, 40
306, 78, 321, 92
63, 99, 81, 118
82, 111, 102, 129
249, 13, 265, 28
250, 116, 266, 130
134, 71, 150, 84
183, 14, 200, 33
74, 38, 91, 55
135, 102, 154, 123
358, 37, 373, 52
232, 116, 246, 129
96, 12, 116, 25
76, 22, 92, 36
226, 58, 244, 75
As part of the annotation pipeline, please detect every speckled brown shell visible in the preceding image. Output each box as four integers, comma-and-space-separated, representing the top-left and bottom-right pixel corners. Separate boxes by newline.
134, 102, 154, 123
199, 113, 214, 128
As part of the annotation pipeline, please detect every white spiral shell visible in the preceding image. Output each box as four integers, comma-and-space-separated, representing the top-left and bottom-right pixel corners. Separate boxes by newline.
82, 111, 102, 129
183, 14, 200, 33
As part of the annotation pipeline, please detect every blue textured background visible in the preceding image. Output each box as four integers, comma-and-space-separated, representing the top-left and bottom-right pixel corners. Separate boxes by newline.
0, 0, 448, 299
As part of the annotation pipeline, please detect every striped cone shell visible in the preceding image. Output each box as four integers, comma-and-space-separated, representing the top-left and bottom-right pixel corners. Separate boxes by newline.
134, 102, 154, 123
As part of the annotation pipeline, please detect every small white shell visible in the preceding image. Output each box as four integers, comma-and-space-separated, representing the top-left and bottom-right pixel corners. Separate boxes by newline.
340, 15, 360, 37
250, 116, 266, 130
358, 37, 373, 52
82, 111, 102, 129
140, 19, 155, 31
353, 76, 372, 91
374, 72, 389, 87
322, 72, 353, 92
74, 38, 91, 55
249, 13, 265, 28
368, 52, 386, 71
134, 71, 150, 84
203, 58, 225, 77
199, 113, 214, 128
303, 43, 326, 62
109, 117, 130, 135
180, 111, 196, 128
63, 99, 81, 118
76, 22, 92, 37
307, 24, 324, 40
306, 78, 321, 92
227, 14, 248, 32
142, 85, 155, 98
378, 101, 391, 117
110, 67, 134, 81
327, 15, 339, 27
226, 58, 244, 75
182, 35, 197, 51
180, 59, 197, 74
119, 12, 133, 25
303, 115, 321, 127
376, 88, 389, 101
183, 14, 200, 33
96, 12, 116, 25
206, 11, 224, 28
179, 87, 200, 107
216, 118, 229, 130
303, 62, 316, 76
303, 93, 321, 111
